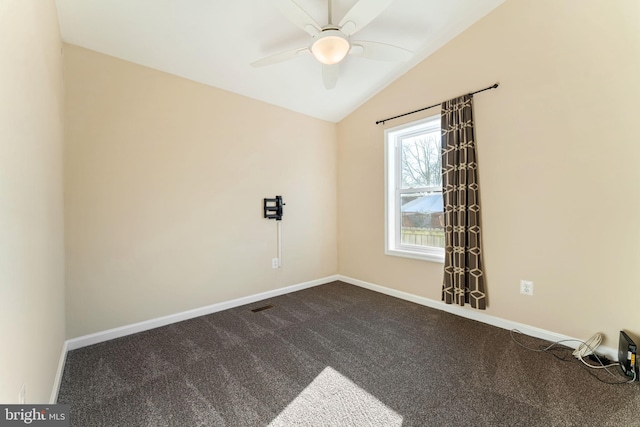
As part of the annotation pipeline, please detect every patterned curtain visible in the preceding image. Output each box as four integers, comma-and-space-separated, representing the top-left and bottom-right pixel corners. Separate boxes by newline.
441, 94, 486, 309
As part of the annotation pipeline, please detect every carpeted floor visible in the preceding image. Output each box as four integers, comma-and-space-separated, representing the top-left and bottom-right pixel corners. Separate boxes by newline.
58, 281, 640, 426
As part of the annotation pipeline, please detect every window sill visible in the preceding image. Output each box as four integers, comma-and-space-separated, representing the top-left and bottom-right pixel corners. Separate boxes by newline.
385, 248, 445, 264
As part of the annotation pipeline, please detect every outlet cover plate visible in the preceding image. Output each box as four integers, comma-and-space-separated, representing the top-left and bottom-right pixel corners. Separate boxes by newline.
271, 258, 279, 269
520, 280, 534, 296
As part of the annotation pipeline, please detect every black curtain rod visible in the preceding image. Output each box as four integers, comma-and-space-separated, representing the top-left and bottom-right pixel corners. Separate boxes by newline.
375, 82, 499, 125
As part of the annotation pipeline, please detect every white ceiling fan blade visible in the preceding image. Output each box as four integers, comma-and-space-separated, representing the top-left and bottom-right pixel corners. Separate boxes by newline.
251, 47, 309, 67
350, 41, 412, 61
273, 0, 321, 36
339, 0, 394, 36
322, 64, 339, 89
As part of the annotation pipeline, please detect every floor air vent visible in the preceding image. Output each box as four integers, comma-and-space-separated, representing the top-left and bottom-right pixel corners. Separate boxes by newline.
251, 304, 274, 313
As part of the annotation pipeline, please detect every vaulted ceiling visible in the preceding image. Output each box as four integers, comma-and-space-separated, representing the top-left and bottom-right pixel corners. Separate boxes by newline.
55, 0, 504, 122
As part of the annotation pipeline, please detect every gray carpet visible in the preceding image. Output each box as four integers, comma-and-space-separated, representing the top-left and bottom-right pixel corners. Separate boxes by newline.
58, 281, 640, 426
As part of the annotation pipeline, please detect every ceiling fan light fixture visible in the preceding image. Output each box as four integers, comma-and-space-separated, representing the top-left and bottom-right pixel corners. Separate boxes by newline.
310, 30, 350, 65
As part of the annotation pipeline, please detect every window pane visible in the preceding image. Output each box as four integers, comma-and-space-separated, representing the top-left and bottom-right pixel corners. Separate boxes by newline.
400, 191, 444, 248
385, 115, 444, 262
400, 132, 441, 189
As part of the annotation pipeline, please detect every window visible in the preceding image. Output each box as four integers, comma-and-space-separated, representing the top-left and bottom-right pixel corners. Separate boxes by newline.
385, 115, 444, 262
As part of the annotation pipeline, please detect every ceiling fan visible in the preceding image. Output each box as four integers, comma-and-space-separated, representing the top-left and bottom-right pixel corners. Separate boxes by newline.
251, 0, 413, 89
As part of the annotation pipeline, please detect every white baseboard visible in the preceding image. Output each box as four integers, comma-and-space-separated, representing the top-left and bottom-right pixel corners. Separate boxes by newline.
56, 273, 617, 402
50, 340, 67, 404
337, 275, 618, 360
66, 275, 339, 351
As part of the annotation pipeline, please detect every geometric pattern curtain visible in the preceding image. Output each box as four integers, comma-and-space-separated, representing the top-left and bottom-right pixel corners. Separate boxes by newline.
440, 94, 487, 309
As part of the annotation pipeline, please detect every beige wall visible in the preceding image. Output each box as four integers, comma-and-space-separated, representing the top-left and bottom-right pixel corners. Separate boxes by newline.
0, 1, 65, 403
64, 45, 337, 338
338, 0, 640, 348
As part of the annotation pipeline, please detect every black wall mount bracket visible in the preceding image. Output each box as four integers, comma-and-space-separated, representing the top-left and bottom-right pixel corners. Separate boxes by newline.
264, 196, 284, 221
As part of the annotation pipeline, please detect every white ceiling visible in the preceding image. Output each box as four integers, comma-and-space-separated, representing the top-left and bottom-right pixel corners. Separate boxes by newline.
55, 0, 504, 123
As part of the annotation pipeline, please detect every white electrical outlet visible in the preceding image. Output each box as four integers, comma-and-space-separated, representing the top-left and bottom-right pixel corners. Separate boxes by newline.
272, 258, 279, 269
19, 384, 25, 404
520, 280, 534, 296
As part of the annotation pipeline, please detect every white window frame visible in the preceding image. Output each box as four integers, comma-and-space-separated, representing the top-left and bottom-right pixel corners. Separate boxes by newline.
384, 115, 445, 263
